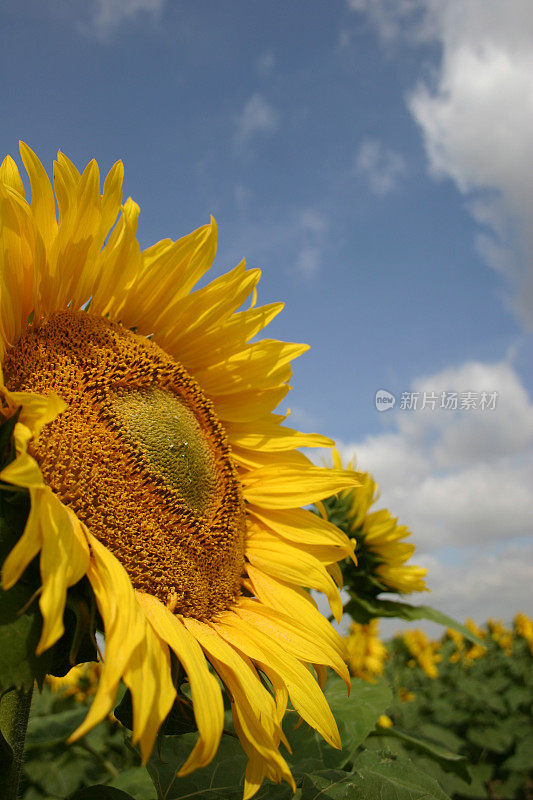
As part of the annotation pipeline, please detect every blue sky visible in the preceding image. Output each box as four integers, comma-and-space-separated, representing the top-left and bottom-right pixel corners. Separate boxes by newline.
2, 0, 532, 628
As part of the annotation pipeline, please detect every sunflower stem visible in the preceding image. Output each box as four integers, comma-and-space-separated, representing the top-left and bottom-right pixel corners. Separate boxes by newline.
0, 685, 33, 800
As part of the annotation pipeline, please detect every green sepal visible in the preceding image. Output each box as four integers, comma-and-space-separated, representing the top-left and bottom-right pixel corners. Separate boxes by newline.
345, 595, 484, 644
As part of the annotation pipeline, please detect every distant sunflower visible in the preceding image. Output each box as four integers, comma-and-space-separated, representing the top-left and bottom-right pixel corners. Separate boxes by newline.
345, 619, 387, 682
402, 629, 441, 679
47, 662, 101, 704
0, 144, 358, 798
318, 451, 427, 595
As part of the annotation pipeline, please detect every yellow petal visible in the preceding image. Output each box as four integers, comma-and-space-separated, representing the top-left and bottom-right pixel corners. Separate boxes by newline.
2, 389, 66, 441
249, 506, 352, 550
245, 528, 343, 621
37, 492, 90, 653
213, 385, 289, 423
327, 562, 344, 589
123, 605, 176, 763
232, 446, 311, 471
215, 611, 341, 750
19, 142, 58, 252
235, 598, 350, 687
137, 593, 224, 775
194, 340, 307, 396
2, 487, 44, 590
242, 466, 359, 509
70, 534, 146, 740
226, 416, 333, 453
245, 566, 347, 661
0, 450, 45, 489
0, 155, 25, 197
184, 616, 290, 784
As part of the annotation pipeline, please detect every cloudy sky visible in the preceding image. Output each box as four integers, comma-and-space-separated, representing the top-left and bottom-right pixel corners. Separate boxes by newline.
2, 0, 532, 632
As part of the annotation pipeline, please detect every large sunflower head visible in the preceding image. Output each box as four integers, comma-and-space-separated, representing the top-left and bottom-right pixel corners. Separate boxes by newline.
0, 144, 360, 798
318, 450, 427, 597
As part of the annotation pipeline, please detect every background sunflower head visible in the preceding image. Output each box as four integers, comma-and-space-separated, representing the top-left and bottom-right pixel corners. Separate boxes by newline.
316, 449, 427, 608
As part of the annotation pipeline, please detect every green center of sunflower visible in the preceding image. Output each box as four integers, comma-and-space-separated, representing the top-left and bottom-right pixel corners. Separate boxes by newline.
4, 311, 246, 620
107, 387, 219, 518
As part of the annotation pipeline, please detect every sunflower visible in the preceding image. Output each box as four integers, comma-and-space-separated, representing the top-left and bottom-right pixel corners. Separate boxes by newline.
318, 450, 427, 595
401, 629, 441, 679
514, 612, 533, 655
46, 662, 101, 704
0, 144, 359, 798
344, 618, 387, 682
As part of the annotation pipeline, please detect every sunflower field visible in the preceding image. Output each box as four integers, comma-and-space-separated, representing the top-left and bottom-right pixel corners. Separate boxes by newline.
368, 617, 533, 800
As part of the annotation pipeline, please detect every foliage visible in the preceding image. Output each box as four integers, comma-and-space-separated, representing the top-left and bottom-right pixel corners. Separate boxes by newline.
378, 621, 533, 799
18, 683, 143, 800
16, 672, 457, 800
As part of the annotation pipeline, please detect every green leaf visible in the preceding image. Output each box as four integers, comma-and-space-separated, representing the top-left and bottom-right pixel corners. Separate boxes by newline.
346, 596, 484, 644
299, 769, 362, 798
24, 748, 92, 797
0, 583, 53, 692
504, 685, 530, 713
466, 723, 515, 754
284, 676, 392, 775
490, 770, 529, 800
415, 723, 465, 753
502, 732, 533, 771
26, 707, 88, 747
350, 748, 452, 799
68, 786, 137, 800
146, 732, 292, 800
298, 751, 452, 799
374, 726, 470, 781
109, 767, 158, 800
454, 763, 493, 799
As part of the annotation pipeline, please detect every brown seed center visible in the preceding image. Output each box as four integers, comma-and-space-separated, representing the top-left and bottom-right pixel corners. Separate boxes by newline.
4, 311, 246, 620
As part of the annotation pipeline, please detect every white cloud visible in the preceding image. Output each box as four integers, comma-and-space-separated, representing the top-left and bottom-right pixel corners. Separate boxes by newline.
406, 1, 533, 327
299, 208, 329, 236
354, 138, 407, 195
84, 0, 165, 40
256, 51, 276, 76
345, 0, 434, 45
294, 209, 329, 279
296, 246, 321, 279
333, 358, 533, 624
414, 542, 533, 629
234, 184, 251, 213
234, 93, 280, 147
350, 1, 533, 327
